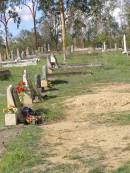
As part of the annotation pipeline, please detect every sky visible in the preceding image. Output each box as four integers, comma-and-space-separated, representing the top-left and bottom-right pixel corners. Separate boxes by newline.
7, 2, 42, 37
5, 1, 124, 38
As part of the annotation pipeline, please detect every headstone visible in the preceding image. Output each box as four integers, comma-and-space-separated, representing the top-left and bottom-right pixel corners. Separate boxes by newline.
23, 69, 29, 87
41, 65, 47, 81
23, 69, 38, 105
16, 48, 21, 60
38, 47, 41, 52
21, 51, 25, 59
44, 44, 47, 53
47, 56, 53, 74
26, 47, 29, 57
122, 34, 128, 54
32, 50, 34, 55
47, 56, 52, 69
10, 50, 14, 60
0, 53, 2, 62
103, 42, 106, 51
6, 85, 23, 126
41, 47, 44, 53
41, 65, 48, 88
34, 74, 41, 88
48, 44, 50, 52
71, 45, 74, 53
23, 70, 33, 106
7, 85, 21, 108
5, 113, 17, 126
115, 43, 117, 50
50, 53, 58, 69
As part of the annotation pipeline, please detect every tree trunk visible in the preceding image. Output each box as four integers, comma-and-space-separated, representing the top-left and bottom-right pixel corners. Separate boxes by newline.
5, 25, 10, 59
60, 0, 66, 63
32, 0, 38, 50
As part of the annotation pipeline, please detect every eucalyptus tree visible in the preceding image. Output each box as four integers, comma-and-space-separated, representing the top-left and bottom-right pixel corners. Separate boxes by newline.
12, 0, 40, 50
39, 0, 90, 62
0, 1, 20, 58
39, 0, 67, 62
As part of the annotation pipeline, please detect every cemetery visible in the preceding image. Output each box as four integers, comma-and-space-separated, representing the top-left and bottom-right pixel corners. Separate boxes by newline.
1, 0, 130, 173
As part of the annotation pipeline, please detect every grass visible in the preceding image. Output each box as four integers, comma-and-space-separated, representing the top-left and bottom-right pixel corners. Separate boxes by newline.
1, 52, 130, 172
0, 126, 42, 173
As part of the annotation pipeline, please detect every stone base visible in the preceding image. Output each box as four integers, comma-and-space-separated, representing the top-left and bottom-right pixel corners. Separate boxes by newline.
48, 69, 53, 74
23, 93, 32, 106
5, 113, 17, 126
41, 80, 48, 88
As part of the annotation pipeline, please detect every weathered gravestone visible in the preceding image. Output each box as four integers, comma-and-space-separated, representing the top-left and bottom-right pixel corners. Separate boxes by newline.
41, 65, 48, 88
23, 69, 39, 105
102, 42, 106, 52
16, 48, 21, 61
50, 53, 59, 69
21, 51, 25, 59
23, 70, 33, 106
26, 47, 29, 57
34, 74, 41, 88
10, 50, 14, 60
122, 34, 128, 54
0, 53, 2, 62
47, 56, 53, 74
5, 85, 23, 126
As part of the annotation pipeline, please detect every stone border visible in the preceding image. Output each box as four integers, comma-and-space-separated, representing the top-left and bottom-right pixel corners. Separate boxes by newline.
0, 70, 11, 80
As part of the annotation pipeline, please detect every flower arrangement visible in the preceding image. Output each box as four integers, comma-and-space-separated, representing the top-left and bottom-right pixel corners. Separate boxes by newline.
16, 82, 26, 93
16, 82, 26, 102
3, 105, 17, 114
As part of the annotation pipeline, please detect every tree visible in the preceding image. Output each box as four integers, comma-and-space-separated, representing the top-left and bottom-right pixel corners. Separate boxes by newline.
0, 1, 20, 58
39, 0, 67, 62
11, 29, 42, 51
11, 0, 39, 50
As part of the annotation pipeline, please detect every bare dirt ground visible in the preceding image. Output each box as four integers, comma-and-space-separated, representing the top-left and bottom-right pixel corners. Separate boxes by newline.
37, 83, 130, 172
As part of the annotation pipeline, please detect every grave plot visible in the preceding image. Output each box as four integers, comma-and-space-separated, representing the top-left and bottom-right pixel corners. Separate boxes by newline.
0, 69, 11, 80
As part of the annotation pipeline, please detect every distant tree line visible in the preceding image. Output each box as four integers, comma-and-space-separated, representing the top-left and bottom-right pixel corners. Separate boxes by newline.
0, 0, 129, 59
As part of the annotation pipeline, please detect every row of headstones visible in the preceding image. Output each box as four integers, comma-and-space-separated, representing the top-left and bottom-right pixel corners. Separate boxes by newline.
5, 53, 59, 126
0, 48, 31, 62
70, 34, 127, 53
5, 68, 47, 126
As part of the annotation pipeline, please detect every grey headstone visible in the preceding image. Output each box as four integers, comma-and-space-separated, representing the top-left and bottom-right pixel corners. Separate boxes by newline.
34, 74, 41, 88
41, 65, 47, 80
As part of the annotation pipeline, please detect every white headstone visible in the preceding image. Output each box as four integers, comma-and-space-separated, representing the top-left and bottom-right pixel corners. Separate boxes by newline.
115, 43, 117, 50
10, 50, 13, 60
16, 48, 21, 60
26, 47, 29, 56
103, 42, 106, 51
21, 51, 24, 59
7, 85, 15, 108
23, 69, 29, 87
122, 34, 127, 54
7, 85, 21, 108
48, 44, 50, 52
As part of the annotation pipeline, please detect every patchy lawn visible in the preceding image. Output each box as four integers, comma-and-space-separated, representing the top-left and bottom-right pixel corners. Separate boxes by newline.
1, 52, 130, 172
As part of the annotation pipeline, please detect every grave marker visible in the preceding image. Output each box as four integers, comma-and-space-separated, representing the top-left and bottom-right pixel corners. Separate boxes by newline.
6, 85, 22, 126
122, 34, 128, 54
41, 65, 48, 88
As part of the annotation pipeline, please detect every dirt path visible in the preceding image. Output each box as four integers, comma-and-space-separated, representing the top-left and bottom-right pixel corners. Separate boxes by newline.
38, 83, 130, 173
